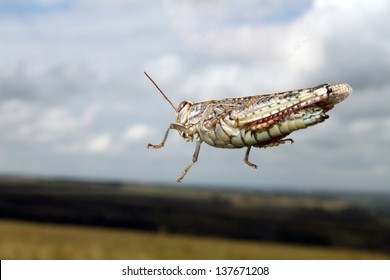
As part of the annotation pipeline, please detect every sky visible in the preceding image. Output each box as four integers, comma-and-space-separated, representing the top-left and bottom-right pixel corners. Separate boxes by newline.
0, 0, 389, 191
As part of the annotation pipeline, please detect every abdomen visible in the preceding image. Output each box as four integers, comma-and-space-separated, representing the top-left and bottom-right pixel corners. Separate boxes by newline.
200, 106, 328, 148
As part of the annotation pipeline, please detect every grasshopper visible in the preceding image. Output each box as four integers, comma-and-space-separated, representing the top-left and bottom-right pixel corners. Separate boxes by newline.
145, 72, 352, 182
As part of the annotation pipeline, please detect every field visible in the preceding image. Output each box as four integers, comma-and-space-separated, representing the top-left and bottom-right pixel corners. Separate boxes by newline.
1, 219, 388, 260
0, 177, 389, 259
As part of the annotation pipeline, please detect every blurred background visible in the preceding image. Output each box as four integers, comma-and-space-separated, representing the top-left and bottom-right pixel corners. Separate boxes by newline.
0, 0, 389, 259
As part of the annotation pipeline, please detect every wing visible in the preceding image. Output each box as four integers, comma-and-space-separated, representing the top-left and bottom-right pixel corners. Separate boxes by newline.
230, 83, 352, 127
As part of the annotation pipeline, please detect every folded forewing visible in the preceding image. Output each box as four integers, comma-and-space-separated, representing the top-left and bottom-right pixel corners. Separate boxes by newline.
232, 84, 334, 126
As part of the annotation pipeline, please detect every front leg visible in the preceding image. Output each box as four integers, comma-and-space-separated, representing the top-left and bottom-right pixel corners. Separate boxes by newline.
147, 123, 190, 149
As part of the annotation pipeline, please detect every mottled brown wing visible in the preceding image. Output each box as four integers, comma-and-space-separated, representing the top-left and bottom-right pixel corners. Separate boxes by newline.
231, 83, 352, 127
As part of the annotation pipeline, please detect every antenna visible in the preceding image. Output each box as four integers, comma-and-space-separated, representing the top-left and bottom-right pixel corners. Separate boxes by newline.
144, 71, 177, 112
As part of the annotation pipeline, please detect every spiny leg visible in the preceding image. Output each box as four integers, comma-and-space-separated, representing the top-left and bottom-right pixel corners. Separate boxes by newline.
257, 138, 294, 149
244, 138, 294, 170
147, 123, 189, 149
177, 140, 202, 183
244, 146, 258, 169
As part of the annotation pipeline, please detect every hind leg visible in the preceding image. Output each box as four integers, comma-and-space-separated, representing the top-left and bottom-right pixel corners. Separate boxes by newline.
243, 138, 294, 170
254, 138, 294, 148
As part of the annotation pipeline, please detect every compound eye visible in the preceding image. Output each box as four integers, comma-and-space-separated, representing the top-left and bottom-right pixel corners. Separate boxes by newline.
177, 101, 188, 112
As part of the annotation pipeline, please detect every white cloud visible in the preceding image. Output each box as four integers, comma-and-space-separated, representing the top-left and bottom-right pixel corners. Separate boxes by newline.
145, 54, 186, 88
350, 117, 390, 144
180, 64, 258, 100
0, 100, 97, 143
0, 0, 389, 190
87, 134, 112, 153
55, 123, 152, 155
162, 0, 316, 66
123, 123, 151, 143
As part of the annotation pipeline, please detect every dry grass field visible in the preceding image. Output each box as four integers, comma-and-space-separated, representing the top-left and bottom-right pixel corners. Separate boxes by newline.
0, 219, 388, 260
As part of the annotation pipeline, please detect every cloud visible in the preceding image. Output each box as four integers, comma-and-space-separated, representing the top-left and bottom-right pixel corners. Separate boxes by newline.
162, 0, 316, 66
54, 123, 152, 155
0, 100, 97, 143
0, 61, 98, 104
123, 123, 151, 143
87, 134, 112, 153
0, 0, 389, 190
312, 0, 390, 90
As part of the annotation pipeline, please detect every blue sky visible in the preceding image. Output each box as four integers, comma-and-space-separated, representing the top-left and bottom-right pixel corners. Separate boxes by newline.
0, 0, 389, 191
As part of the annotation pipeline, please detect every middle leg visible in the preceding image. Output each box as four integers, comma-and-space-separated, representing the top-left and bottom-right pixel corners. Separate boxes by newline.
177, 140, 202, 183
244, 146, 258, 169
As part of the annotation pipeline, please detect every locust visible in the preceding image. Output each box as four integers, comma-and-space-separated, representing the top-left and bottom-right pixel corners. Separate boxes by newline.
145, 72, 352, 182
